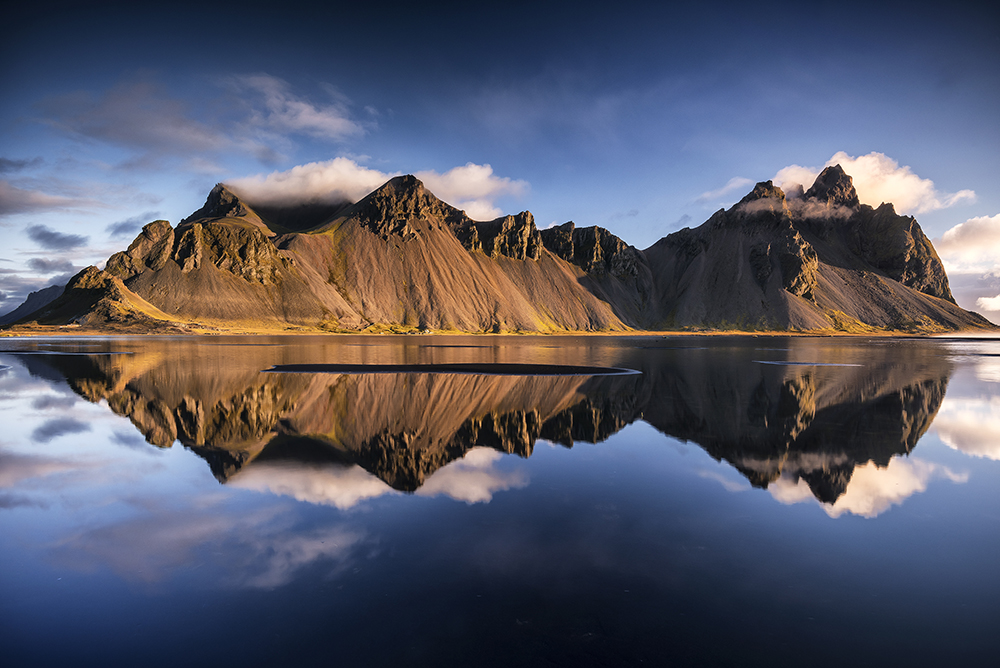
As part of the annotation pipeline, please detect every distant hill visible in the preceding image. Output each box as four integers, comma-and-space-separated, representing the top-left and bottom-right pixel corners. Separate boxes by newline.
0, 284, 63, 326
2, 165, 994, 333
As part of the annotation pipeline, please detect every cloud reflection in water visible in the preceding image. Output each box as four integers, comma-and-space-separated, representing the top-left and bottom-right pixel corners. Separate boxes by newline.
769, 457, 968, 518
229, 446, 528, 509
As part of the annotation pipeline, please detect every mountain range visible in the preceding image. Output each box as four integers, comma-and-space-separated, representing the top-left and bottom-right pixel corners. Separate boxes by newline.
3, 165, 993, 333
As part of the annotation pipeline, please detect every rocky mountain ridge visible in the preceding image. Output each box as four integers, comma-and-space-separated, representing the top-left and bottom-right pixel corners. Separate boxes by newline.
3, 165, 993, 333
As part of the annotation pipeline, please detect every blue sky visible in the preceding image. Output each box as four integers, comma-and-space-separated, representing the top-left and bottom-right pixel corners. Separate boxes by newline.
2, 0, 999, 316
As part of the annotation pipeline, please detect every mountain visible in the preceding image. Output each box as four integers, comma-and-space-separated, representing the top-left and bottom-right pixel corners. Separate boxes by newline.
13, 266, 184, 332
2, 165, 994, 333
643, 166, 989, 331
71, 176, 623, 333
0, 284, 63, 325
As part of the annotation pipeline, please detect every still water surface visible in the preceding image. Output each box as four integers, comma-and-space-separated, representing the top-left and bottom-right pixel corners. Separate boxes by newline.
1, 335, 998, 667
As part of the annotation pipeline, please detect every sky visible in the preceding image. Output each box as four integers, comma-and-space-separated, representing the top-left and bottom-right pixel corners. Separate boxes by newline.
1, 0, 999, 317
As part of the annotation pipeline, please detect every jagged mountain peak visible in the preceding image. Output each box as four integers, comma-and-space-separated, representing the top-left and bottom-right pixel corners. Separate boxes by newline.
337, 174, 474, 240
805, 164, 859, 208
355, 174, 450, 217
739, 180, 786, 204
182, 183, 253, 224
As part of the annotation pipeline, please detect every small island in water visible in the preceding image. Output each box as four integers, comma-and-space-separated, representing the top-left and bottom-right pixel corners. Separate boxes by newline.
1, 164, 994, 336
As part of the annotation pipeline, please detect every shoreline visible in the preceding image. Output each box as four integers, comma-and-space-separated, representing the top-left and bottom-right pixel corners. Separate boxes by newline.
2, 325, 998, 340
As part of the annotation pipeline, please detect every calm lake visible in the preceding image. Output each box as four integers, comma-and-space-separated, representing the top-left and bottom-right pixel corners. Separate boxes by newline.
1, 335, 998, 667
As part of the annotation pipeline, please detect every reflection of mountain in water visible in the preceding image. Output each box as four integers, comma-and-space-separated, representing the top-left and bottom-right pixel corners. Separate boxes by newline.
12, 339, 951, 505
637, 351, 948, 503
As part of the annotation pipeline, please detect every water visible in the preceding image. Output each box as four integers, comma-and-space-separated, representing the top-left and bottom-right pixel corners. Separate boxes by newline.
1, 335, 998, 667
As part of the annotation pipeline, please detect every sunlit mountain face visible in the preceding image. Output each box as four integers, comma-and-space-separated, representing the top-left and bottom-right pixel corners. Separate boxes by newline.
1, 335, 998, 666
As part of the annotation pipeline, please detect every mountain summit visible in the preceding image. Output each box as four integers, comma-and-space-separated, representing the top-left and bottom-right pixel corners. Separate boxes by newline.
3, 166, 993, 334
642, 165, 980, 331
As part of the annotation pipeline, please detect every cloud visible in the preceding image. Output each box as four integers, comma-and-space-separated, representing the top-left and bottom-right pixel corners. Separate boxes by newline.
977, 295, 1000, 311
935, 214, 1000, 275
695, 176, 754, 204
0, 181, 96, 217
50, 504, 368, 588
785, 199, 854, 220
31, 393, 78, 410
25, 224, 89, 250
0, 493, 46, 509
415, 447, 528, 503
31, 417, 91, 443
27, 258, 76, 274
696, 467, 751, 493
0, 157, 43, 173
106, 211, 160, 239
39, 80, 230, 157
39, 74, 366, 170
0, 450, 81, 487
0, 274, 61, 316
415, 163, 529, 220
229, 461, 395, 510
773, 151, 976, 215
769, 457, 967, 518
234, 74, 366, 142
228, 157, 396, 206
934, 395, 1000, 460
229, 158, 528, 219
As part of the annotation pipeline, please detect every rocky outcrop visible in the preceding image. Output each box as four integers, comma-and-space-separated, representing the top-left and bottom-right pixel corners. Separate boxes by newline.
847, 202, 954, 302
181, 184, 255, 224
347, 174, 470, 240
106, 218, 290, 287
804, 164, 860, 208
106, 220, 175, 280
172, 221, 288, 283
540, 222, 644, 280
474, 212, 541, 260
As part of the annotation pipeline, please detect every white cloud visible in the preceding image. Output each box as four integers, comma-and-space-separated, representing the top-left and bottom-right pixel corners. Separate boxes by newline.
694, 176, 754, 204
415, 163, 528, 220
977, 295, 1000, 311
934, 395, 1000, 460
228, 158, 528, 219
773, 151, 976, 215
228, 157, 396, 206
229, 460, 395, 510
935, 214, 1000, 275
415, 447, 528, 503
769, 457, 967, 518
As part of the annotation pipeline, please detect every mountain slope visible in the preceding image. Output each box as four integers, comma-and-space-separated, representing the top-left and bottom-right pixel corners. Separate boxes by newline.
14, 266, 185, 331
0, 284, 64, 326
642, 166, 991, 332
